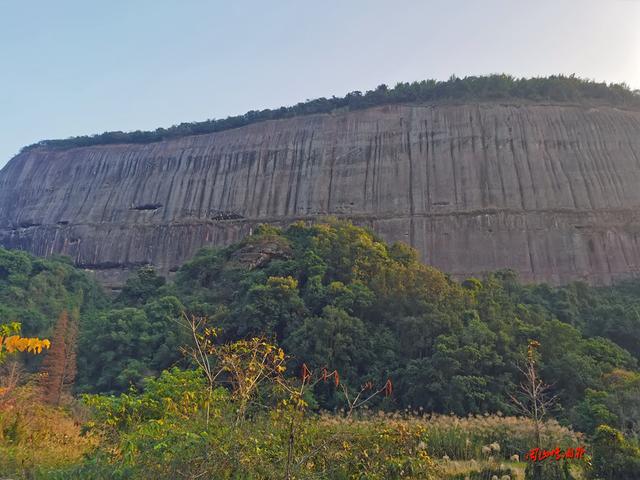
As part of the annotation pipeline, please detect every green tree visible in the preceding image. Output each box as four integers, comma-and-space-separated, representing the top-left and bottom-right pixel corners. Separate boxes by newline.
590, 425, 640, 479
79, 297, 187, 393
116, 266, 166, 307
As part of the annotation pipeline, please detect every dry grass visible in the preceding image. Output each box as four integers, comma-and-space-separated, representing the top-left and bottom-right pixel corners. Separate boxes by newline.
420, 412, 580, 460
0, 384, 96, 477
335, 411, 584, 480
438, 459, 525, 479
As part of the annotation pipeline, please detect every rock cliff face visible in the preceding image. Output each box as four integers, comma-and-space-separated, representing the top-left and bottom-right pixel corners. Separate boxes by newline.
2, 102, 640, 287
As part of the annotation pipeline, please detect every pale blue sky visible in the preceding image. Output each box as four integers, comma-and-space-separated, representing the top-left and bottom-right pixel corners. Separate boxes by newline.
1, 0, 639, 168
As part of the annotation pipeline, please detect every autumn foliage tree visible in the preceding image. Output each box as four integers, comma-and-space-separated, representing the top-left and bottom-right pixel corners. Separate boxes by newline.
41, 309, 78, 405
0, 322, 50, 362
0, 322, 49, 400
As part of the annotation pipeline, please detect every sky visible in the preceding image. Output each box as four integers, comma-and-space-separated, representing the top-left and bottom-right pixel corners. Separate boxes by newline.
1, 0, 639, 168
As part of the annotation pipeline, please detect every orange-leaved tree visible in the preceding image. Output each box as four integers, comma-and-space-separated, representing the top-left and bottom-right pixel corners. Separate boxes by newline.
0, 322, 50, 362
0, 322, 50, 399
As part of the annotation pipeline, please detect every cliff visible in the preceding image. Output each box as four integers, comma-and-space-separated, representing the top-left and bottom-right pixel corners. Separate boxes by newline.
2, 101, 640, 288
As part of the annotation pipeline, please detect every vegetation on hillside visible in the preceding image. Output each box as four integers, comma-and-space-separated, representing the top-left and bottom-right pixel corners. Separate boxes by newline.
0, 249, 106, 341
100, 220, 635, 436
22, 74, 640, 152
1, 220, 640, 478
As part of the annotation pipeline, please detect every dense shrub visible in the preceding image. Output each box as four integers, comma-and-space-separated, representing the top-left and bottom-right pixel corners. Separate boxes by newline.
448, 467, 515, 480
525, 461, 575, 480
44, 368, 441, 480
589, 425, 640, 479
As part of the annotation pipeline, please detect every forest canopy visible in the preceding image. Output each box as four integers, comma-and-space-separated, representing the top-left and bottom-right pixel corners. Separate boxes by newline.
22, 74, 640, 153
2, 221, 640, 477
3, 220, 639, 437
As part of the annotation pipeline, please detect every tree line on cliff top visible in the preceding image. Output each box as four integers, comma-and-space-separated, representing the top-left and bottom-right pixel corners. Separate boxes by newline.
1, 220, 639, 444
22, 74, 640, 153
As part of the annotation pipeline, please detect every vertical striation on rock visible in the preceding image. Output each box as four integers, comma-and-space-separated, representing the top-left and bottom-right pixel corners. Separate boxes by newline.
2, 102, 640, 287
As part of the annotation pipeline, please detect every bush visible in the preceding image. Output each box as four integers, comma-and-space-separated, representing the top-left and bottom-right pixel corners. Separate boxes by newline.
447, 467, 514, 480
589, 425, 640, 479
525, 460, 574, 480
56, 368, 441, 480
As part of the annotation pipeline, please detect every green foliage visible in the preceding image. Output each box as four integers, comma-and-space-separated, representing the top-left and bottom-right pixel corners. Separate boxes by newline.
34, 357, 579, 480
83, 368, 213, 431
448, 467, 514, 480
78, 296, 188, 393
525, 460, 575, 480
56, 365, 440, 480
115, 266, 166, 307
2, 225, 640, 422
167, 221, 639, 418
589, 425, 640, 479
511, 278, 640, 360
573, 369, 640, 438
0, 247, 106, 338
7, 222, 640, 478
24, 75, 640, 152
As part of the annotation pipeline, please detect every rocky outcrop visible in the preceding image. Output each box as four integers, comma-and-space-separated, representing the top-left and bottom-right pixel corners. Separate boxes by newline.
230, 237, 293, 270
2, 102, 640, 287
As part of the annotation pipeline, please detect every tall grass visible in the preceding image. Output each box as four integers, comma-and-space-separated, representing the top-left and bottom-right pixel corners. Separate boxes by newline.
421, 413, 580, 460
